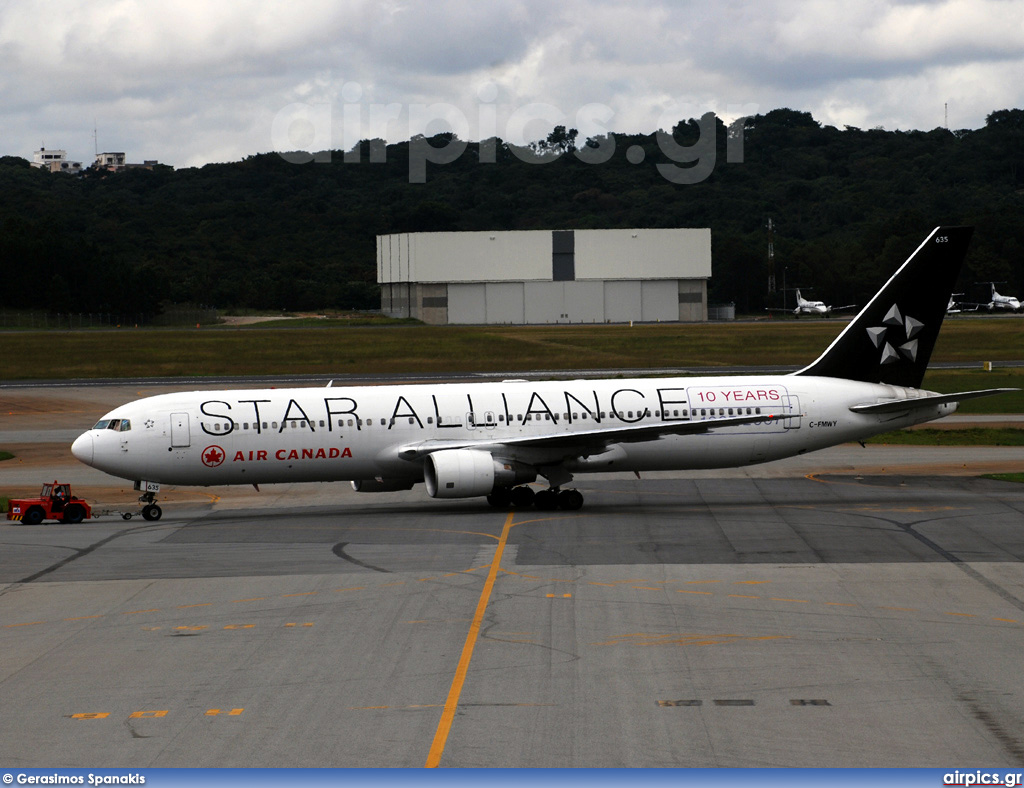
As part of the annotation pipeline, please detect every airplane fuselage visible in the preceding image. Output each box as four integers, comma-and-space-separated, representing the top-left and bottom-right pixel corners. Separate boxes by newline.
989, 295, 1021, 311
71, 226, 1012, 515
72, 374, 955, 489
794, 290, 832, 316
985, 285, 1021, 312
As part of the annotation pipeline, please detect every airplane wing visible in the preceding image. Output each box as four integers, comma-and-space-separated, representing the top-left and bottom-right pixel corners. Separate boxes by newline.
849, 388, 1019, 415
831, 304, 857, 312
396, 412, 789, 460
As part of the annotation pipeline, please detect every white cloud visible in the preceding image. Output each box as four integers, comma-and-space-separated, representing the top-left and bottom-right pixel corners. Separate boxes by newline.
1, 0, 1021, 167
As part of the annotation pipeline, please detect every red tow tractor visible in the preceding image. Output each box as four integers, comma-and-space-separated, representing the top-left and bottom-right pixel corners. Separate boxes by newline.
6, 481, 92, 525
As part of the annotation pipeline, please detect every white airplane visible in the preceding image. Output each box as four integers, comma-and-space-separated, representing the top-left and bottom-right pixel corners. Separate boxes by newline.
71, 226, 1015, 519
768, 289, 856, 317
980, 283, 1021, 312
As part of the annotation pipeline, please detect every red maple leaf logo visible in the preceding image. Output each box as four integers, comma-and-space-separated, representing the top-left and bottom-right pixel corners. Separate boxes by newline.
202, 445, 225, 467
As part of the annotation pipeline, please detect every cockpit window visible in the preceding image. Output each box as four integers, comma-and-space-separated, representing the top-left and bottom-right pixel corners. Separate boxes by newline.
95, 419, 131, 432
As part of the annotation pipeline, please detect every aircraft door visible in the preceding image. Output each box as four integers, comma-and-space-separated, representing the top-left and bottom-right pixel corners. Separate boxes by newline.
171, 412, 191, 447
781, 395, 801, 429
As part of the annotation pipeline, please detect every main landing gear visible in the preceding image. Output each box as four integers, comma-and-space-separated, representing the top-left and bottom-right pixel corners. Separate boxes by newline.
486, 486, 584, 511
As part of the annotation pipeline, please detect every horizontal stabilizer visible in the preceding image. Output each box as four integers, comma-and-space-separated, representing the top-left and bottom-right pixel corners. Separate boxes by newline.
849, 388, 1019, 415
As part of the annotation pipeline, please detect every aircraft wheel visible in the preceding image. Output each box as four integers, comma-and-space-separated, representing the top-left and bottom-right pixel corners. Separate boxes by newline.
557, 489, 584, 510
62, 504, 86, 524
22, 507, 45, 525
142, 504, 162, 521
487, 487, 512, 509
509, 485, 535, 508
534, 489, 559, 510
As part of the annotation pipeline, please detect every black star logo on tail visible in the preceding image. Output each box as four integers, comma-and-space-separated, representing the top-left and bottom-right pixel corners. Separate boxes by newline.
866, 304, 925, 365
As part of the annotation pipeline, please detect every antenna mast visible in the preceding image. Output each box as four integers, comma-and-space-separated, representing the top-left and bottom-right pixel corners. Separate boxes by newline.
767, 217, 776, 294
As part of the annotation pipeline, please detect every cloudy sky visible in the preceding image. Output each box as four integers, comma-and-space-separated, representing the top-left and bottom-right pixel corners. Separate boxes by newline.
3, 0, 1023, 168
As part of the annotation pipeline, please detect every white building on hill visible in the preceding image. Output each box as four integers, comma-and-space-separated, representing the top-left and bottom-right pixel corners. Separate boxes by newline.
31, 148, 82, 173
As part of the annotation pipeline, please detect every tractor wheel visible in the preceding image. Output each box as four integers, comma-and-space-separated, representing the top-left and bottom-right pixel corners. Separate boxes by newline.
62, 504, 86, 524
22, 507, 45, 525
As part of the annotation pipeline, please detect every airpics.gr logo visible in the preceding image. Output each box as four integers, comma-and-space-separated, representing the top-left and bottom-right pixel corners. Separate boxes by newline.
201, 445, 226, 467
866, 304, 924, 365
943, 770, 1021, 786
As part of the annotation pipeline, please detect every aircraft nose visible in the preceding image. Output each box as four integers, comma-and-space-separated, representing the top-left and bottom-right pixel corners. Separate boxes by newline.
71, 433, 94, 465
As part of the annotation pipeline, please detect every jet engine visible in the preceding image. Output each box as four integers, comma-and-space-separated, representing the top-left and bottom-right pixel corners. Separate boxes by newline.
424, 449, 535, 499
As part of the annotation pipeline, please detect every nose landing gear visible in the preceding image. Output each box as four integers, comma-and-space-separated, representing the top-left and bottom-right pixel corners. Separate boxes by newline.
139, 490, 162, 521
132, 481, 163, 521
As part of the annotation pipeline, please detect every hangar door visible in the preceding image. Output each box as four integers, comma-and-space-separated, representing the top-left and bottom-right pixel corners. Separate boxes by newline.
484, 283, 525, 323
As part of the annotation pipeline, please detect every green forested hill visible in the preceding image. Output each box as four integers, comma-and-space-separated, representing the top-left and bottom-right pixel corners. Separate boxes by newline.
2, 107, 1022, 316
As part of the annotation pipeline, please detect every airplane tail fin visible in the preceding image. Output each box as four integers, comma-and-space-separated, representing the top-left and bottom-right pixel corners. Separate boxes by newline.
796, 226, 973, 388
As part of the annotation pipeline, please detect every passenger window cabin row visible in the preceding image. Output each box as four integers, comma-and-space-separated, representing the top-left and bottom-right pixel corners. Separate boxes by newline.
198, 406, 766, 433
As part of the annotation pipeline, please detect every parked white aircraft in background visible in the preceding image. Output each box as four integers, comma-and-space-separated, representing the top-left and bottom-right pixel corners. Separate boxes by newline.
768, 289, 856, 317
947, 293, 967, 314
72, 227, 1015, 518
979, 283, 1021, 312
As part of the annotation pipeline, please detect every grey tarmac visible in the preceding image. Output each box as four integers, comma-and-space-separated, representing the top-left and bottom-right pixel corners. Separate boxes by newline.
3, 468, 1024, 767
2, 382, 1024, 767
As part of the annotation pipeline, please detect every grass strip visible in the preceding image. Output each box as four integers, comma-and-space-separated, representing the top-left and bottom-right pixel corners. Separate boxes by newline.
865, 428, 1024, 446
0, 319, 1021, 379
982, 473, 1024, 484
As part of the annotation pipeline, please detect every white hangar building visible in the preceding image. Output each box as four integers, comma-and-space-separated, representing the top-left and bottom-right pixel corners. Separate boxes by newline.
377, 228, 711, 325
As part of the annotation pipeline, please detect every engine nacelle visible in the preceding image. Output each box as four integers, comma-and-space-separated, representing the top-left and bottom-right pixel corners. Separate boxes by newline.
351, 478, 417, 493
424, 449, 535, 499
424, 449, 495, 498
